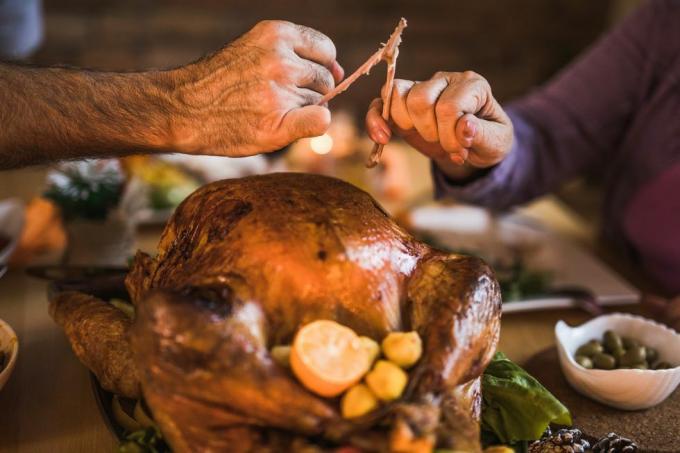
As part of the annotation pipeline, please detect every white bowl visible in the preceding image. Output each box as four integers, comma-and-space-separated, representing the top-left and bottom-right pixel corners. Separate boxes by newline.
0, 198, 25, 265
555, 313, 680, 410
0, 318, 18, 392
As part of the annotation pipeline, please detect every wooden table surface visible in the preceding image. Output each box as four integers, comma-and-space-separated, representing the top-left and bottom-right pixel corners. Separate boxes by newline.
0, 198, 648, 452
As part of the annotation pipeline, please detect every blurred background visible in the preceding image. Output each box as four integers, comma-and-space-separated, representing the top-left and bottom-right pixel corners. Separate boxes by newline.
0, 0, 642, 266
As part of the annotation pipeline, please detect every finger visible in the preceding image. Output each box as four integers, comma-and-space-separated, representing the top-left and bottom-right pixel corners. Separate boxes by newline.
280, 105, 331, 141
405, 76, 450, 143
449, 149, 469, 165
290, 24, 337, 70
365, 98, 392, 145
435, 81, 486, 154
295, 87, 323, 107
297, 59, 335, 95
388, 79, 416, 132
330, 61, 344, 84
454, 113, 512, 167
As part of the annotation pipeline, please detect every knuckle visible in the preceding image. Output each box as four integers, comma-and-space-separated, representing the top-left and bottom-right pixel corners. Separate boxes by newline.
406, 92, 430, 115
462, 70, 480, 81
433, 71, 450, 80
266, 55, 295, 80
264, 80, 284, 108
256, 20, 290, 39
297, 25, 336, 60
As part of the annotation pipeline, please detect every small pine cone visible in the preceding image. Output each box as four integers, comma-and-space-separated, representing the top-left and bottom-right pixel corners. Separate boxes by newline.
592, 432, 639, 453
528, 428, 590, 453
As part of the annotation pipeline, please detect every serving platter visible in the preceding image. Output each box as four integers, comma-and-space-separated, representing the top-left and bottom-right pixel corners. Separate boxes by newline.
408, 204, 639, 313
90, 373, 128, 441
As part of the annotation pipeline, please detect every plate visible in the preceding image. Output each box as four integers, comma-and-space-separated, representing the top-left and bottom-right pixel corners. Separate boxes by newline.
90, 373, 127, 441
408, 204, 639, 313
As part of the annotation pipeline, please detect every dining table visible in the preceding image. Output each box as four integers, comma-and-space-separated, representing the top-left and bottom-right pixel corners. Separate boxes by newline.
0, 196, 651, 453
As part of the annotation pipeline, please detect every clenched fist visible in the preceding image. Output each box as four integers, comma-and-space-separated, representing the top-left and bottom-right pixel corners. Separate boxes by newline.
168, 20, 344, 157
365, 71, 513, 179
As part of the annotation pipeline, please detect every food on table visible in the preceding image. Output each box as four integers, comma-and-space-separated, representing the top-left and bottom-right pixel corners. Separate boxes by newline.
574, 330, 672, 370
416, 233, 552, 302
290, 320, 373, 397
112, 395, 143, 433
119, 427, 167, 453
44, 159, 124, 221
603, 330, 623, 353
365, 360, 408, 401
276, 325, 420, 417
382, 330, 422, 368
270, 345, 291, 368
8, 197, 67, 267
341, 383, 378, 419
575, 340, 604, 357
483, 446, 515, 453
592, 352, 616, 370
123, 173, 501, 451
528, 428, 590, 453
574, 355, 594, 369
49, 291, 140, 398
592, 432, 639, 453
359, 335, 380, 364
110, 298, 135, 319
48, 175, 581, 451
481, 353, 571, 444
121, 156, 200, 211
133, 400, 156, 429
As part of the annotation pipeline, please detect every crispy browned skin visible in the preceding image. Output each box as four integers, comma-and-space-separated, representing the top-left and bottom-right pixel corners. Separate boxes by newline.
49, 291, 141, 398
127, 173, 501, 452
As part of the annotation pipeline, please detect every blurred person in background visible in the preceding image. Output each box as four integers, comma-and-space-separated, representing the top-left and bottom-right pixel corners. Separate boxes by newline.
0, 0, 42, 60
366, 0, 680, 329
0, 20, 343, 169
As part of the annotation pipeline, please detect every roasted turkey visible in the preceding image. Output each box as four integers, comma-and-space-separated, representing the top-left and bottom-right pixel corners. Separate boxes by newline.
123, 173, 501, 452
51, 172, 501, 452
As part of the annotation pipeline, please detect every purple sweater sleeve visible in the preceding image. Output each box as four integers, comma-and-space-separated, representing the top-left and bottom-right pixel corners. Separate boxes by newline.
433, 0, 665, 210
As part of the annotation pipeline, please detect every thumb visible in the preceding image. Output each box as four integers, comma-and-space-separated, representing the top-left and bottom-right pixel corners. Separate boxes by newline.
454, 113, 512, 167
280, 105, 331, 142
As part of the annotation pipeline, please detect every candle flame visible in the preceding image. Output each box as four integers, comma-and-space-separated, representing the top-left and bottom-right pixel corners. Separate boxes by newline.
310, 134, 333, 155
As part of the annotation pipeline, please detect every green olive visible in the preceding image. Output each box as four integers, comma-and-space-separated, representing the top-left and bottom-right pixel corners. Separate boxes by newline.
632, 362, 649, 370
593, 352, 616, 370
622, 336, 639, 349
620, 346, 646, 367
611, 347, 626, 363
575, 355, 594, 369
576, 341, 604, 357
645, 347, 659, 364
604, 330, 623, 353
655, 361, 672, 370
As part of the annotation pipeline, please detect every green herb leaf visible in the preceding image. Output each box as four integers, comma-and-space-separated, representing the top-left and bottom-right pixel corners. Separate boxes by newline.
482, 352, 571, 444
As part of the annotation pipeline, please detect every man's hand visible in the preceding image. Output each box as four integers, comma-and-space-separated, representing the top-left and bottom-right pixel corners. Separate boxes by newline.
168, 20, 343, 157
0, 20, 343, 169
365, 71, 513, 179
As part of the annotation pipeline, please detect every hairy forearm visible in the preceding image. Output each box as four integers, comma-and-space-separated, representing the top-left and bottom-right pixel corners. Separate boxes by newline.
0, 64, 177, 169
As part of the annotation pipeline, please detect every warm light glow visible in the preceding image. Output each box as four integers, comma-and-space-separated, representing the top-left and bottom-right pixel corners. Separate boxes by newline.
310, 134, 333, 155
